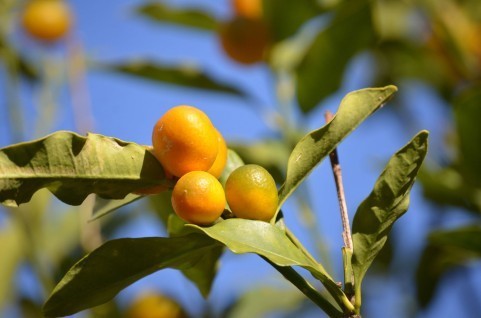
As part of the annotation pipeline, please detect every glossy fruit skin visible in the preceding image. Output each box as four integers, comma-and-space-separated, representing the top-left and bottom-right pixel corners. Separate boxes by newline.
152, 105, 219, 177
22, 0, 71, 42
171, 171, 226, 225
225, 164, 278, 222
207, 129, 228, 178
219, 16, 270, 65
232, 0, 262, 19
126, 293, 187, 318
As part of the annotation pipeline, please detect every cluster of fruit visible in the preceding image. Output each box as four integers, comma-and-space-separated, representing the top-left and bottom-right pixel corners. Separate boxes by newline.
151, 105, 278, 226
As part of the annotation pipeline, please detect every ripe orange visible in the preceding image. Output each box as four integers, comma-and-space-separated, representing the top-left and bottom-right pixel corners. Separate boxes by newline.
21, 0, 71, 43
152, 105, 219, 177
126, 293, 186, 318
225, 164, 278, 222
171, 171, 226, 225
219, 16, 270, 65
232, 0, 262, 19
207, 129, 228, 178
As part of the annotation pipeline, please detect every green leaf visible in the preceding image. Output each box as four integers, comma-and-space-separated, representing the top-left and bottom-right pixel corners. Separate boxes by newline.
351, 131, 429, 304
189, 219, 351, 312
278, 85, 397, 209
136, 2, 218, 31
0, 131, 170, 207
416, 225, 481, 307
420, 167, 481, 215
0, 221, 25, 311
262, 0, 323, 43
454, 85, 481, 187
296, 0, 375, 112
99, 61, 246, 97
90, 194, 143, 221
43, 234, 220, 317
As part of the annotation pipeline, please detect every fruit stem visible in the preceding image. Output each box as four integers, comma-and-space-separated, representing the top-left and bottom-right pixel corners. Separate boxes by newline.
262, 257, 344, 318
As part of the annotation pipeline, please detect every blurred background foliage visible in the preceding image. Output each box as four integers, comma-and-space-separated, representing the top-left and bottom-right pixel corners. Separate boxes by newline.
1, 0, 481, 317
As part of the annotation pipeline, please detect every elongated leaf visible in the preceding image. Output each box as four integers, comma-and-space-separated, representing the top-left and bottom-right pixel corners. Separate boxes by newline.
351, 131, 429, 299
278, 85, 397, 209
0, 131, 170, 207
100, 61, 246, 97
43, 234, 220, 317
416, 225, 481, 307
296, 0, 375, 112
219, 149, 245, 187
262, 0, 323, 42
0, 221, 25, 310
136, 2, 218, 31
189, 219, 350, 311
454, 85, 481, 187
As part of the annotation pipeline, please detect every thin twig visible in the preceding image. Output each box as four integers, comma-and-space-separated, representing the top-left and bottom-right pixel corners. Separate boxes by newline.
324, 111, 353, 251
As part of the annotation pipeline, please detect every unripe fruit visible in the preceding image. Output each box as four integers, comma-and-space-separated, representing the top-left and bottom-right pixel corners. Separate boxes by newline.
225, 164, 278, 222
171, 171, 226, 225
207, 129, 228, 178
152, 105, 219, 177
22, 0, 71, 43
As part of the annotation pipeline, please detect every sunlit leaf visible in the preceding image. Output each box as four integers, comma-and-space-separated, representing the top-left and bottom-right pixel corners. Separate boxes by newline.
189, 219, 348, 311
351, 131, 429, 299
136, 2, 218, 31
296, 0, 375, 112
100, 61, 246, 97
278, 85, 397, 209
0, 131, 170, 207
416, 225, 481, 307
43, 234, 220, 317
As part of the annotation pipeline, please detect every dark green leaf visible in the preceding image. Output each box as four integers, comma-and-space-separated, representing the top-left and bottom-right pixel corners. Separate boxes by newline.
43, 234, 220, 317
420, 167, 481, 214
262, 0, 323, 42
352, 131, 429, 299
296, 0, 376, 112
278, 85, 397, 209
99, 61, 246, 97
454, 85, 481, 187
0, 131, 170, 207
136, 2, 218, 31
90, 194, 143, 221
189, 219, 351, 312
416, 225, 481, 307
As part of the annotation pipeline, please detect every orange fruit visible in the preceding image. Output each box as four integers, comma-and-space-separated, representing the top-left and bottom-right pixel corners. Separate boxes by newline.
219, 16, 270, 65
232, 0, 262, 19
152, 105, 219, 177
207, 129, 228, 178
225, 164, 278, 222
21, 0, 71, 43
126, 293, 186, 318
171, 171, 226, 225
